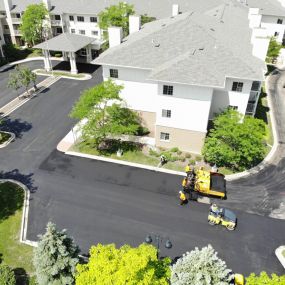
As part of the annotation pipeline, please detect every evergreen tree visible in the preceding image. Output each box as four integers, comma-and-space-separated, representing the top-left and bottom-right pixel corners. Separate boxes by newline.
0, 264, 16, 285
33, 222, 80, 285
171, 245, 233, 285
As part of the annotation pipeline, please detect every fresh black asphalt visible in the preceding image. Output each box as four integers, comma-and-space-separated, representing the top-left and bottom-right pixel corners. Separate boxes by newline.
0, 62, 284, 275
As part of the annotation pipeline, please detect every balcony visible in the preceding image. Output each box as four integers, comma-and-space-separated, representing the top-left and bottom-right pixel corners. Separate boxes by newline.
51, 19, 62, 26
11, 17, 22, 24
245, 102, 255, 115
14, 30, 22, 36
249, 90, 259, 101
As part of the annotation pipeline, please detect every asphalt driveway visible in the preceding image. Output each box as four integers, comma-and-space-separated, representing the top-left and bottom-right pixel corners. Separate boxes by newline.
0, 64, 284, 275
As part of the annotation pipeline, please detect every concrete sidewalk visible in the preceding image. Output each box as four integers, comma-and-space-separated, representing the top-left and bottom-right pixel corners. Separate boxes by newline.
0, 76, 60, 118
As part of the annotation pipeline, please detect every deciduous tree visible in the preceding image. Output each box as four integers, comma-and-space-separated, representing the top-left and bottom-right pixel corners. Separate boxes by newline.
33, 222, 80, 285
246, 272, 285, 285
0, 264, 16, 285
76, 243, 171, 285
202, 109, 266, 171
7, 70, 21, 98
98, 2, 135, 38
70, 80, 142, 148
20, 3, 48, 46
267, 37, 282, 63
171, 245, 233, 285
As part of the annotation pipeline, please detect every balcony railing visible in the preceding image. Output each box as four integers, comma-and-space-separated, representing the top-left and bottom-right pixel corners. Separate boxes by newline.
14, 30, 22, 36
246, 103, 255, 115
51, 19, 62, 26
11, 17, 22, 23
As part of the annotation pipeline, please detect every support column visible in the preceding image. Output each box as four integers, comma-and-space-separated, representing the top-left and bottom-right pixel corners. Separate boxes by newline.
43, 49, 52, 71
62, 51, 68, 61
69, 52, 78, 74
86, 45, 92, 63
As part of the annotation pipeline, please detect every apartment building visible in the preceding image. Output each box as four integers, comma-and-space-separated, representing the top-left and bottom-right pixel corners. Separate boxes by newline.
94, 2, 265, 153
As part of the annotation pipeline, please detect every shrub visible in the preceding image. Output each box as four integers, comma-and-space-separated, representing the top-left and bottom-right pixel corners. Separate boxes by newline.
189, 159, 196, 165
170, 147, 179, 153
177, 150, 182, 155
149, 149, 160, 157
185, 153, 192, 159
195, 155, 202, 162
54, 53, 62, 57
179, 157, 186, 162
0, 264, 16, 285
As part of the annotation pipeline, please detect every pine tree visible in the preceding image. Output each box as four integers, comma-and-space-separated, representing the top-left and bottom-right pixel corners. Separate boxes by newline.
171, 245, 233, 285
33, 222, 80, 285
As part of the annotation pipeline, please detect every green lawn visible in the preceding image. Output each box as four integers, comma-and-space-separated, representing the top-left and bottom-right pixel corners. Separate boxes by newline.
0, 182, 34, 276
0, 132, 11, 144
35, 69, 85, 78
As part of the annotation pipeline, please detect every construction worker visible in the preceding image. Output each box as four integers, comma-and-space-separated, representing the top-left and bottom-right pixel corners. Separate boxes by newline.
210, 204, 220, 215
179, 190, 187, 205
185, 163, 192, 174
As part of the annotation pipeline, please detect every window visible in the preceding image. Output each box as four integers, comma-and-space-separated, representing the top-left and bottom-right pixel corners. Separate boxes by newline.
110, 69, 118, 78
251, 81, 260, 91
228, 105, 238, 110
56, 27, 63, 34
91, 30, 98, 36
79, 30, 85, 35
277, 18, 283, 24
163, 85, 173, 95
162, 109, 171, 118
90, 16, 97, 23
232, 82, 243, 92
71, 28, 75, 34
69, 15, 74, 21
77, 16, 84, 22
55, 15, 61, 20
160, 132, 170, 141
16, 13, 21, 18
274, 31, 279, 37
4, 25, 9, 29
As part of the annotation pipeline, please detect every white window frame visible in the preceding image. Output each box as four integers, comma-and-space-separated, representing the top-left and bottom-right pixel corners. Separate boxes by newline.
110, 69, 118, 78
160, 132, 170, 141
90, 16, 97, 23
277, 18, 283, 24
91, 30, 98, 36
163, 85, 173, 95
77, 16, 84, 22
162, 109, 171, 118
71, 28, 75, 34
79, 30, 85, 35
69, 15, 74, 21
232, 82, 243, 92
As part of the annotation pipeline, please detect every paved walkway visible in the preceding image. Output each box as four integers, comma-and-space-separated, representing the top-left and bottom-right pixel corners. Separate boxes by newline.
0, 76, 60, 118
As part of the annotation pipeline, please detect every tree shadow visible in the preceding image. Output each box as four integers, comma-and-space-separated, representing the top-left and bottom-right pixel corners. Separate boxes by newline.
0, 181, 24, 223
0, 169, 38, 193
254, 91, 270, 124
14, 267, 29, 285
0, 117, 32, 138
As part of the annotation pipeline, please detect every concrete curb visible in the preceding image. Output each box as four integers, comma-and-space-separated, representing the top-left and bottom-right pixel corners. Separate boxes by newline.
0, 56, 63, 72
0, 131, 15, 148
34, 69, 92, 81
275, 246, 285, 269
0, 179, 37, 247
66, 151, 186, 177
225, 76, 279, 181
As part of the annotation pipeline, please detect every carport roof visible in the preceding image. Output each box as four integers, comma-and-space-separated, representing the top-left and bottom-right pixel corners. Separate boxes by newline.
34, 33, 96, 52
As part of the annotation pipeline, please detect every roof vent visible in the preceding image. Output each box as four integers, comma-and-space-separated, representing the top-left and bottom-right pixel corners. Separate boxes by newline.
199, 48, 204, 51
152, 39, 160, 47
210, 28, 215, 31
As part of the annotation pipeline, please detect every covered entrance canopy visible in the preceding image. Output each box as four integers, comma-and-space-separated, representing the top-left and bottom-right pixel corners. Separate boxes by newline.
34, 33, 98, 74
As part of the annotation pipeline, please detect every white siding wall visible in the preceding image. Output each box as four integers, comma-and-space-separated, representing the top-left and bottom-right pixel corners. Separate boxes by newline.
156, 83, 213, 132
209, 78, 252, 119
261, 15, 285, 43
102, 66, 158, 112
103, 66, 213, 133
63, 14, 101, 40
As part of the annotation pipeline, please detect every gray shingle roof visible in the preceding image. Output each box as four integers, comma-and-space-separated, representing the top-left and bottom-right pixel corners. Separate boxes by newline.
34, 33, 96, 52
94, 2, 265, 88
1, 0, 284, 17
